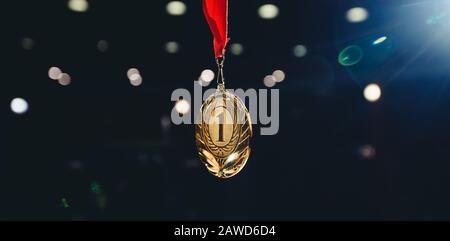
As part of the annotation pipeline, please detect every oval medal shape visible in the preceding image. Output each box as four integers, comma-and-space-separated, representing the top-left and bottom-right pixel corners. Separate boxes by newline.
195, 85, 252, 178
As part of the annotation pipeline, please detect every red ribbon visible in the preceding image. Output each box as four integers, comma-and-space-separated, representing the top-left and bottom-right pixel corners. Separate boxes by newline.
203, 0, 229, 58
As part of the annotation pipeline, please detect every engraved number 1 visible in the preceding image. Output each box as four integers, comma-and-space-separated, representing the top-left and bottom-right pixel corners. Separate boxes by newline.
217, 112, 224, 142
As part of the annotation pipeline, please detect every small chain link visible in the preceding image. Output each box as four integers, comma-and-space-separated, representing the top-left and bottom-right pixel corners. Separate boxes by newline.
216, 56, 226, 86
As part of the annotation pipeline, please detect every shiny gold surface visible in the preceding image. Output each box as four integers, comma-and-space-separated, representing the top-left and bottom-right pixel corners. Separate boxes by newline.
196, 84, 252, 178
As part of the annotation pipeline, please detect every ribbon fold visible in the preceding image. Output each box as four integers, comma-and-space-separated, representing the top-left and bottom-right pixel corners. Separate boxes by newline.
203, 0, 229, 58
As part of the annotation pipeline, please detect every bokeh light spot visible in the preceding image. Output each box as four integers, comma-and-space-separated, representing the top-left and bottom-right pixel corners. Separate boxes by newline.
166, 1, 187, 16
97, 40, 109, 52
200, 69, 215, 83
230, 43, 244, 55
165, 41, 179, 54
48, 67, 62, 80
129, 74, 143, 86
21, 38, 35, 50
258, 4, 279, 19
58, 73, 72, 86
364, 83, 381, 102
175, 99, 190, 115
358, 145, 376, 159
346, 7, 369, 23
263, 75, 277, 88
10, 98, 29, 115
293, 45, 307, 58
68, 0, 89, 13
373, 36, 387, 45
127, 68, 140, 78
272, 70, 286, 82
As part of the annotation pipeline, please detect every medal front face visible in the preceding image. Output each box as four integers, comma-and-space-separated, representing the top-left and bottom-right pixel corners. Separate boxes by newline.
196, 85, 252, 178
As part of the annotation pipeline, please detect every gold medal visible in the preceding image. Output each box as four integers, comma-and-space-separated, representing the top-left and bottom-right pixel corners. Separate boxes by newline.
198, 0, 253, 178
196, 81, 252, 178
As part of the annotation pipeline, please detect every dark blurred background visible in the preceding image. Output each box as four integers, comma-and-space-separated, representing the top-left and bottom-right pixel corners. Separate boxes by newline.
1, 0, 450, 220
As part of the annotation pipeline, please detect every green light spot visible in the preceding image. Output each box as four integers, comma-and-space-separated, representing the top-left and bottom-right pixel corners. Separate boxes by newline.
61, 198, 69, 208
373, 36, 387, 45
338, 45, 363, 66
90, 181, 102, 194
